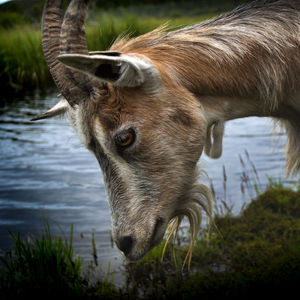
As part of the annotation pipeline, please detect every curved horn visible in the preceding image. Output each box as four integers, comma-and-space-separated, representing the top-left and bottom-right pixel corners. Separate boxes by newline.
42, 0, 67, 97
42, 0, 92, 106
60, 0, 90, 55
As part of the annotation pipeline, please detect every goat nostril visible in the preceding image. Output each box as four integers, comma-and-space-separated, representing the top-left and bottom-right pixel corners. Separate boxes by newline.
118, 236, 134, 256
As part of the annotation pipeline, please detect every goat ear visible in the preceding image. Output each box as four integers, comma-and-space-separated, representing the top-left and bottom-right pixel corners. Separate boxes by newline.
31, 99, 69, 121
57, 53, 160, 88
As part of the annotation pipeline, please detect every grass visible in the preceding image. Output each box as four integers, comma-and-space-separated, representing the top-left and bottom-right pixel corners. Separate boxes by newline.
124, 180, 300, 299
0, 13, 213, 101
0, 182, 299, 298
0, 219, 118, 299
0, 221, 83, 298
0, 25, 50, 95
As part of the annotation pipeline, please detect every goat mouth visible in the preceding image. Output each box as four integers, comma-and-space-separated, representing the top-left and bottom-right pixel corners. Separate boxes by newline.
121, 218, 168, 261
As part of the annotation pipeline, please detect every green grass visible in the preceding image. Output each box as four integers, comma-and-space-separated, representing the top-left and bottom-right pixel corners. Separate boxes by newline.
0, 221, 84, 298
0, 12, 28, 29
0, 25, 50, 93
0, 13, 213, 100
125, 182, 300, 299
0, 220, 117, 299
1, 182, 299, 299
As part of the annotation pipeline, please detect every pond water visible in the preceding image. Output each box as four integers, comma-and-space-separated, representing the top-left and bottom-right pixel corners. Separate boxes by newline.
0, 91, 298, 278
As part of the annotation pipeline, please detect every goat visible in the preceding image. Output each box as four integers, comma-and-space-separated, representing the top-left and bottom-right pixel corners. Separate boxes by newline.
32, 0, 300, 262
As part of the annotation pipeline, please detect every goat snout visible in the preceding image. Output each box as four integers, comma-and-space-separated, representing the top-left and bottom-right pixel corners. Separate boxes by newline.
115, 217, 167, 260
117, 235, 134, 256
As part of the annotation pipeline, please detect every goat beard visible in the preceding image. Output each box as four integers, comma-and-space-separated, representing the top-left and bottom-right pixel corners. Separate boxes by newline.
162, 167, 214, 269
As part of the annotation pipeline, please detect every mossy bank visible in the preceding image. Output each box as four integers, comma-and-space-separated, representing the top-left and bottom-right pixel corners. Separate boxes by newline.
125, 182, 300, 299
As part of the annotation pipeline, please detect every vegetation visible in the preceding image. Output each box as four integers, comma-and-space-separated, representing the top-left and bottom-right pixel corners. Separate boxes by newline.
0, 1, 251, 22
0, 25, 51, 96
124, 181, 300, 299
1, 181, 299, 299
0, 0, 45, 25
0, 220, 117, 299
0, 12, 214, 101
0, 0, 253, 100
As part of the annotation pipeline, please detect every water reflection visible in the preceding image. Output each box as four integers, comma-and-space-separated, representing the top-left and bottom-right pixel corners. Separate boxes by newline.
0, 91, 297, 270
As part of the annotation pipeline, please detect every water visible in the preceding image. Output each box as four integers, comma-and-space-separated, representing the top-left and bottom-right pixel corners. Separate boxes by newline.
0, 92, 121, 274
0, 92, 298, 276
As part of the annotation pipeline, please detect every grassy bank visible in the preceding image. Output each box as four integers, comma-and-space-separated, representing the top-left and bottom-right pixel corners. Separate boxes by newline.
0, 13, 211, 101
126, 182, 300, 299
1, 182, 299, 299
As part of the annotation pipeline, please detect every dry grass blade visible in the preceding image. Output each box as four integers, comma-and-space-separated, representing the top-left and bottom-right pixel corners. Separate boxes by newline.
161, 217, 179, 265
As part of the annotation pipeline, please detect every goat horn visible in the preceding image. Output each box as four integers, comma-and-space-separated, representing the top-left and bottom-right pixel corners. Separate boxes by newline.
42, 0, 93, 106
42, 0, 66, 95
60, 0, 90, 55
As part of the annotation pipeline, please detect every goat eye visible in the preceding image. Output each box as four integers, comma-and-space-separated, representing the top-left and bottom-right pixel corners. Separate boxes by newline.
115, 129, 135, 148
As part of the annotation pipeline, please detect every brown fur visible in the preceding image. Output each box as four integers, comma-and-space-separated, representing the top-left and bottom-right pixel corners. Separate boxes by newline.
110, 0, 300, 174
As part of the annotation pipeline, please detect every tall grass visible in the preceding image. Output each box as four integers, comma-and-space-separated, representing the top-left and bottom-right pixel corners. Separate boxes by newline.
0, 25, 50, 94
0, 220, 117, 299
0, 13, 212, 99
0, 221, 84, 298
